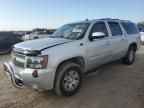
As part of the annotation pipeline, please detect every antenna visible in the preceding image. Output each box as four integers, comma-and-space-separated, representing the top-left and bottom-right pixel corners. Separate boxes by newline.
86, 18, 89, 21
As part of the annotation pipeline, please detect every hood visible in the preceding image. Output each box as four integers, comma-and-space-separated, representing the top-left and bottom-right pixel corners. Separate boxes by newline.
14, 38, 73, 51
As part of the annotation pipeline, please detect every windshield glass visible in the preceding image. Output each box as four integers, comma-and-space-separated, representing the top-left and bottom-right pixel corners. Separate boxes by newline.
51, 23, 90, 40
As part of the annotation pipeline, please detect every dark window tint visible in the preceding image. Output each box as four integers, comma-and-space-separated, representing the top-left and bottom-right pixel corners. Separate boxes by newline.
90, 22, 108, 37
108, 22, 122, 36
122, 22, 139, 34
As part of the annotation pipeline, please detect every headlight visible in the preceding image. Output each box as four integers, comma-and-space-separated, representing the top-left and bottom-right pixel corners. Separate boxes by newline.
26, 55, 48, 69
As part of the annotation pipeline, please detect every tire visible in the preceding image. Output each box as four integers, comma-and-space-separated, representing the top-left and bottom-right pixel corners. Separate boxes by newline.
54, 62, 83, 96
122, 46, 136, 65
34, 37, 38, 39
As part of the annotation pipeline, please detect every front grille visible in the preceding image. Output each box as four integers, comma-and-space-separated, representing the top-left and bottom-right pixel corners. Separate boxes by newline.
12, 52, 26, 68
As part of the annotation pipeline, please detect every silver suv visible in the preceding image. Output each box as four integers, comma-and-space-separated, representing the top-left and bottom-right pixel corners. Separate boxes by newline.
3, 18, 140, 96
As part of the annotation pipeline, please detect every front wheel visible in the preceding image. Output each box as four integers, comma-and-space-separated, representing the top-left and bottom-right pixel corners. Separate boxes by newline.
122, 46, 136, 65
54, 62, 83, 96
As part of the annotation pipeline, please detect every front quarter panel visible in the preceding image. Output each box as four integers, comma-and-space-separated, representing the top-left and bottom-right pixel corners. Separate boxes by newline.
41, 40, 86, 69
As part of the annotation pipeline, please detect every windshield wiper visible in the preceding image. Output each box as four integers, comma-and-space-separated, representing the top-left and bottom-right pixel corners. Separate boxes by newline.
49, 35, 64, 38
49, 35, 54, 38
50, 35, 76, 40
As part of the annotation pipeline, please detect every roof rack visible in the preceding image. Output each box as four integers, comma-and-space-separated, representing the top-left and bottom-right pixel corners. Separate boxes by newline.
100, 18, 121, 20
99, 18, 131, 22
112, 19, 120, 20
100, 18, 112, 20
85, 18, 131, 22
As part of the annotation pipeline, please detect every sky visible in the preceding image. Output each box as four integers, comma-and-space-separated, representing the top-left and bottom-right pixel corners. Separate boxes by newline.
0, 0, 143, 31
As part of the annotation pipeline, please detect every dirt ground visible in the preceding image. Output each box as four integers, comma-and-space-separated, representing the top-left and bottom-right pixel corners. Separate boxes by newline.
0, 46, 144, 108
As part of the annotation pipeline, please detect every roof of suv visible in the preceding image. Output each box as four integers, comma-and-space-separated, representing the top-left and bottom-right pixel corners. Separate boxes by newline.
69, 18, 132, 24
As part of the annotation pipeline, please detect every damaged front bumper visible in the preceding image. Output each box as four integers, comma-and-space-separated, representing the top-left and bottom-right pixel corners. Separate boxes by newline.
3, 62, 23, 88
3, 61, 56, 91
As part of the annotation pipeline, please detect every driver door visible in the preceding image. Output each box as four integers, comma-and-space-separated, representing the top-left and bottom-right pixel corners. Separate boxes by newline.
85, 21, 112, 71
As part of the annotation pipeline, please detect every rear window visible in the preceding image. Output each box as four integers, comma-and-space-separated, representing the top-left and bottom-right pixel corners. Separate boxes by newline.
121, 22, 139, 34
108, 22, 122, 36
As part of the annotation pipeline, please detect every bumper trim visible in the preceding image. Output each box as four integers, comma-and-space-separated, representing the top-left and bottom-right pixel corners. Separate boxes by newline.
3, 62, 24, 89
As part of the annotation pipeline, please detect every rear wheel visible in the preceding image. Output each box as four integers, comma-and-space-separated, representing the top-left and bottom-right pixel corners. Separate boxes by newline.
54, 62, 83, 96
122, 46, 136, 65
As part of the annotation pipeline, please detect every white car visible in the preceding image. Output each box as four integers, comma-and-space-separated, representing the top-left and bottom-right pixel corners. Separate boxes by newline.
4, 18, 140, 96
140, 29, 144, 44
23, 31, 51, 40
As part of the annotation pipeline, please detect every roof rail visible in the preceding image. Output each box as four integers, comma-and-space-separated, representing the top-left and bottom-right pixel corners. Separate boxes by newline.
86, 18, 131, 22
100, 18, 112, 20
100, 18, 131, 22
112, 19, 120, 20
120, 20, 131, 22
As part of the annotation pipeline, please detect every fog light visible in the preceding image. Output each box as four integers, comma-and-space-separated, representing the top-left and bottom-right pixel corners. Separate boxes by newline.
32, 70, 38, 78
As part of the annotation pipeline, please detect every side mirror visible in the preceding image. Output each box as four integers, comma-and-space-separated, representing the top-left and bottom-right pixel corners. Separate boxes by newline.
89, 32, 105, 41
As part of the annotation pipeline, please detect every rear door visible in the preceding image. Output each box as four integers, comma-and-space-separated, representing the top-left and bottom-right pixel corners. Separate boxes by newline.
107, 21, 127, 61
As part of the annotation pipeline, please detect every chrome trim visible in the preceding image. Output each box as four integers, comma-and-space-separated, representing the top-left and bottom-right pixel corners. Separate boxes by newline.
3, 62, 23, 89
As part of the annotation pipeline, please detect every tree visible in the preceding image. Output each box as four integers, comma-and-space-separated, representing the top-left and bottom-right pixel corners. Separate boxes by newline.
32, 28, 47, 32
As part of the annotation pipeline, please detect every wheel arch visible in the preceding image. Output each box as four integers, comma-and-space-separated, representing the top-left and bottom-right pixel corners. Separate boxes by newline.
53, 56, 85, 88
129, 42, 137, 52
56, 56, 85, 73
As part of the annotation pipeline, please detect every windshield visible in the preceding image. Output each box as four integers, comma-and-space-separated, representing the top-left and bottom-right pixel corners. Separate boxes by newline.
51, 23, 90, 40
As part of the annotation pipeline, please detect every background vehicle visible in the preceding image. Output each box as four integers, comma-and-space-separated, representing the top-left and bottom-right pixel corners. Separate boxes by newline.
23, 29, 56, 40
140, 29, 144, 44
0, 32, 23, 53
3, 18, 140, 96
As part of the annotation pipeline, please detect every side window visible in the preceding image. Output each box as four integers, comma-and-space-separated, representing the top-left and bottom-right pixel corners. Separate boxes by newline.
90, 22, 109, 37
122, 22, 139, 34
108, 22, 122, 36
